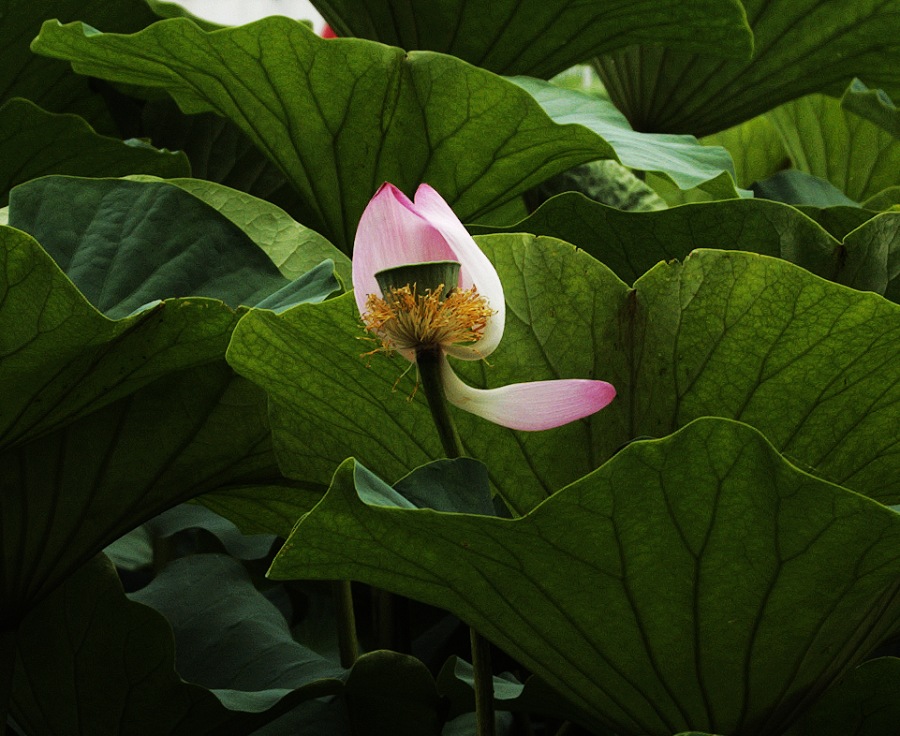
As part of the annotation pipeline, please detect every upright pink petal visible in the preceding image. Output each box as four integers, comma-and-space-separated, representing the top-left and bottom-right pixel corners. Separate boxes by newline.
440, 358, 616, 431
413, 185, 505, 358
352, 183, 457, 315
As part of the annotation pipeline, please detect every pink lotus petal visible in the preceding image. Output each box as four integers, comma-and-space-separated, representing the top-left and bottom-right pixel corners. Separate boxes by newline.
441, 358, 616, 431
321, 24, 338, 38
413, 184, 505, 358
352, 183, 457, 315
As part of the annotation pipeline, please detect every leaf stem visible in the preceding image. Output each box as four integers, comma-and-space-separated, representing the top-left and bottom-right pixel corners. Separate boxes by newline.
330, 580, 359, 668
416, 346, 495, 736
1, 627, 15, 727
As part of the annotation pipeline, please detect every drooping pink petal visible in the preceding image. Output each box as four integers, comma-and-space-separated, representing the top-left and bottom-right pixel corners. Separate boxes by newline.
352, 183, 457, 315
321, 24, 338, 38
413, 184, 505, 358
440, 358, 616, 431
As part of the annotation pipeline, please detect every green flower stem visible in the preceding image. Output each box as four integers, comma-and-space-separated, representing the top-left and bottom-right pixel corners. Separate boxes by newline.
331, 580, 359, 668
416, 347, 465, 459
416, 346, 495, 736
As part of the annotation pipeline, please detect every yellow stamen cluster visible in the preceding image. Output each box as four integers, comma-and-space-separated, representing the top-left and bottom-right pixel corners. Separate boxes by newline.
362, 284, 494, 355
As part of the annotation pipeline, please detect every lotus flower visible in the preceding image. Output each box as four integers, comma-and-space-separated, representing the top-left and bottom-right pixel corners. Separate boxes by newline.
353, 183, 616, 431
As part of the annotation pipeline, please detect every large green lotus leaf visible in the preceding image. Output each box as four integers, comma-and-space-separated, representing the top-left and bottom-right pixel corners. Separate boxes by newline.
270, 419, 900, 736
785, 657, 900, 736
0, 98, 189, 205
9, 555, 339, 735
314, 0, 751, 79
594, 0, 900, 136
509, 77, 741, 198
701, 115, 789, 188
226, 240, 900, 516
0, 0, 160, 131
8, 176, 337, 318
32, 17, 624, 251
476, 194, 900, 300
767, 91, 900, 202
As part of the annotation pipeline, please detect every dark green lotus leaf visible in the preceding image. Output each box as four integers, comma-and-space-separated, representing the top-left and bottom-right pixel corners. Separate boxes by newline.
270, 419, 900, 735
314, 0, 751, 79
0, 0, 160, 131
594, 0, 900, 136
227, 239, 900, 515
198, 484, 326, 539
509, 77, 740, 198
9, 555, 338, 735
0, 362, 284, 628
8, 176, 338, 318
106, 503, 276, 569
393, 458, 495, 516
530, 159, 668, 213
752, 170, 861, 207
0, 99, 189, 206
140, 98, 307, 218
475, 194, 900, 300
767, 89, 900, 202
785, 658, 900, 736
130, 554, 344, 705
30, 17, 622, 251
158, 176, 351, 287
343, 650, 442, 736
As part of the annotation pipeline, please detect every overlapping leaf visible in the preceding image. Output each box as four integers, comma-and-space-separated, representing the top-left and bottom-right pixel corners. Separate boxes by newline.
509, 77, 740, 198
768, 88, 900, 202
595, 0, 900, 136
130, 554, 344, 706
0, 176, 338, 625
313, 0, 752, 78
139, 98, 306, 218
0, 99, 189, 205
270, 419, 900, 735
33, 17, 734, 251
701, 115, 788, 188
227, 239, 900, 515
9, 555, 341, 735
158, 176, 351, 286
0, 0, 160, 131
475, 193, 900, 300
840, 79, 900, 137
